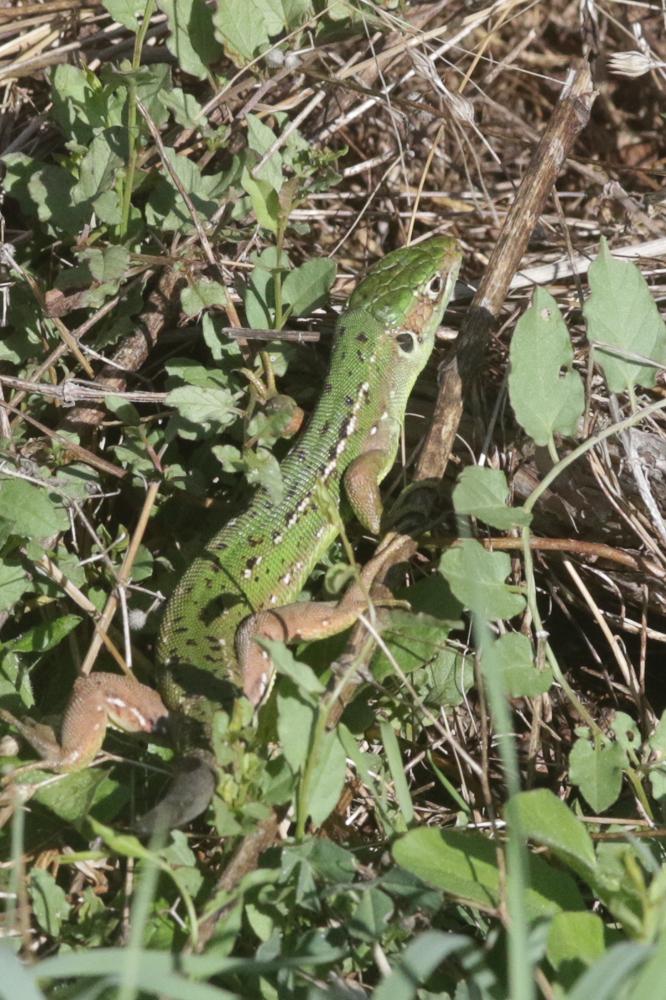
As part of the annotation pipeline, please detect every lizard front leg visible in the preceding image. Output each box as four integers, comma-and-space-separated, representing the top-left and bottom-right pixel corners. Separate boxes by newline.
2, 672, 169, 771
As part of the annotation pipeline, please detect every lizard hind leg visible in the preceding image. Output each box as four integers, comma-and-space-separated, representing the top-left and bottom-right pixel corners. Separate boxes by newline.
237, 588, 407, 708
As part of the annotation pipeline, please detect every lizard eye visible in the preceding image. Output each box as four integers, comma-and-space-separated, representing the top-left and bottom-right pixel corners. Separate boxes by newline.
396, 331, 419, 353
425, 274, 444, 299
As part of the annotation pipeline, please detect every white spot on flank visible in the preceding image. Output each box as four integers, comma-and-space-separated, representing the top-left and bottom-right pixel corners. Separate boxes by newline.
273, 533, 283, 545
270, 595, 278, 605
287, 513, 298, 528
370, 425, 378, 436
315, 526, 326, 540
297, 497, 310, 514
281, 572, 292, 586
243, 568, 253, 579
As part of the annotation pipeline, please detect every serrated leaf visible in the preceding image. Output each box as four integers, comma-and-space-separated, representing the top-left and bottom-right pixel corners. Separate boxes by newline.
490, 632, 552, 697
584, 239, 666, 393
569, 736, 627, 812
158, 0, 222, 79
512, 788, 596, 873
439, 539, 525, 620
509, 287, 584, 446
282, 258, 336, 317
453, 466, 531, 530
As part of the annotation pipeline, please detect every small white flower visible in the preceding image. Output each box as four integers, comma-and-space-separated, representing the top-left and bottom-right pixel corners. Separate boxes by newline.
608, 51, 666, 78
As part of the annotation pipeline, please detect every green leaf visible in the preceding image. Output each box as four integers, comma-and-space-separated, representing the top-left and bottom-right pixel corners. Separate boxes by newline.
70, 133, 123, 205
82, 245, 130, 283
262, 640, 325, 696
246, 114, 283, 190
282, 258, 336, 317
379, 721, 413, 825
146, 146, 231, 232
35, 769, 128, 824
0, 479, 68, 543
584, 239, 666, 393
349, 887, 393, 942
181, 280, 228, 317
508, 287, 584, 446
512, 788, 596, 873
158, 87, 206, 130
158, 0, 222, 79
2, 153, 86, 236
101, 0, 148, 30
453, 466, 531, 530
243, 246, 288, 327
611, 711, 641, 754
29, 869, 71, 937
370, 605, 472, 709
630, 930, 666, 999
213, 0, 277, 65
277, 682, 315, 771
569, 736, 627, 812
307, 727, 347, 826
393, 827, 584, 917
166, 385, 238, 429
648, 711, 666, 799
372, 930, 474, 1000
0, 559, 30, 613
547, 911, 606, 985
7, 616, 81, 654
240, 166, 279, 233
490, 632, 552, 697
566, 941, 652, 1000
439, 539, 525, 620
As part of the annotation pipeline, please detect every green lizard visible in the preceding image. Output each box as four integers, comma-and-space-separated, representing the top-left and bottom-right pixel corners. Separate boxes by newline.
3, 236, 462, 802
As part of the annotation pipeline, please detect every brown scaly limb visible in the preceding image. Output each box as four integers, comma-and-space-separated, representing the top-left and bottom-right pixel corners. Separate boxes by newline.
195, 61, 598, 951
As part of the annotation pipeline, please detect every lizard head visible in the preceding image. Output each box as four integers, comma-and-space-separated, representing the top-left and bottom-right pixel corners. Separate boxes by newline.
347, 235, 462, 406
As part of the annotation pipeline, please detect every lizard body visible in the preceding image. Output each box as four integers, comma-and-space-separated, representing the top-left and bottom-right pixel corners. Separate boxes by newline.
5, 236, 462, 787
157, 236, 462, 710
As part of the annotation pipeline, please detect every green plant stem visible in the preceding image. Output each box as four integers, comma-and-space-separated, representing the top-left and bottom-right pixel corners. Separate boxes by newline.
475, 619, 534, 1000
119, 0, 156, 240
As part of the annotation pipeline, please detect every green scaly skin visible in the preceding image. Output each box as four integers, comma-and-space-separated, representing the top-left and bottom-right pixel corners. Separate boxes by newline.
157, 236, 462, 718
